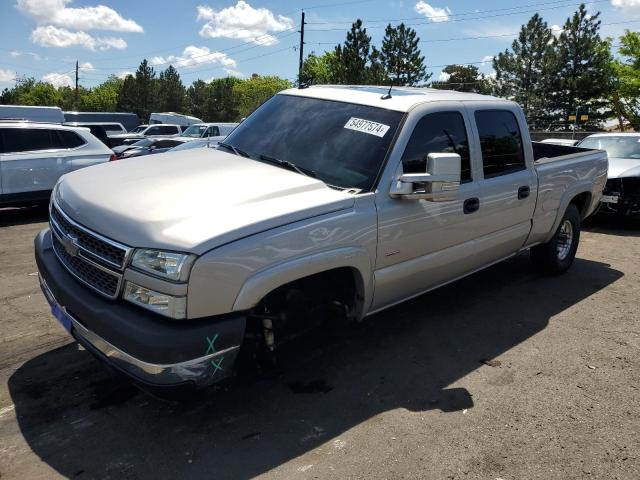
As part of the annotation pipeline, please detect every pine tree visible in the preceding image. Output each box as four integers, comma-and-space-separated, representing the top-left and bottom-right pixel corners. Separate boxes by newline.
379, 23, 428, 86
334, 20, 372, 84
492, 14, 555, 129
185, 80, 210, 121
549, 4, 613, 129
158, 65, 185, 112
116, 74, 137, 115
134, 59, 157, 122
431, 65, 491, 94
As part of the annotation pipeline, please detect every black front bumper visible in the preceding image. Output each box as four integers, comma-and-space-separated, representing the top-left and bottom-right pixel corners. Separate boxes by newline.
600, 177, 640, 216
35, 228, 246, 388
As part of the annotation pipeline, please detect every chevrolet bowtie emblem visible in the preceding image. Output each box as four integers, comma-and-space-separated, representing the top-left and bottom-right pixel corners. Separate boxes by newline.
60, 233, 79, 257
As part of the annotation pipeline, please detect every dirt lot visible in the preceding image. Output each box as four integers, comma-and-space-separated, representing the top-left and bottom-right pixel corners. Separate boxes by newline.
0, 206, 638, 480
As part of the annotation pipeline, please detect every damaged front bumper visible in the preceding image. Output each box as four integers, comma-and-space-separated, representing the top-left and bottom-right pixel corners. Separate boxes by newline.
35, 228, 246, 389
599, 177, 640, 216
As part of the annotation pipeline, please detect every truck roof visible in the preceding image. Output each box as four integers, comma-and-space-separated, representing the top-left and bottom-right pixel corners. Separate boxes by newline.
280, 85, 509, 112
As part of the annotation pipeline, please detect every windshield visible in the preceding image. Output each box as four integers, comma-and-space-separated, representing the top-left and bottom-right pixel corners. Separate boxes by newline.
182, 125, 208, 138
130, 125, 147, 133
170, 140, 210, 151
130, 138, 154, 147
223, 94, 404, 191
578, 136, 640, 159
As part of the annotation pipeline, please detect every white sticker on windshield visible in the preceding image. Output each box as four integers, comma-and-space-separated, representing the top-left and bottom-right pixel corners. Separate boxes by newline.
344, 117, 390, 138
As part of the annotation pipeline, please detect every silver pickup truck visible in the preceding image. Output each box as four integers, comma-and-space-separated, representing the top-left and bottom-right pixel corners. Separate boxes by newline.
35, 86, 608, 391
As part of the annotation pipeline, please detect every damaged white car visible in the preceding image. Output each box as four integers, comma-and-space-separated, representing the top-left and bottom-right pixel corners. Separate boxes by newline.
578, 133, 640, 217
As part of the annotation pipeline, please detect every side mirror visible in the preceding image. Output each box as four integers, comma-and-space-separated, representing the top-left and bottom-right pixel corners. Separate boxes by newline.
390, 153, 461, 201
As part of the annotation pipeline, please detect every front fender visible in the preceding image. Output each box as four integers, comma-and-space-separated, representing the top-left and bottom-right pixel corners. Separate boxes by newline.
232, 247, 373, 316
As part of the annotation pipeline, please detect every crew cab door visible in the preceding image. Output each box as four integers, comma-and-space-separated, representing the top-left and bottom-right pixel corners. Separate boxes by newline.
372, 102, 485, 311
467, 107, 537, 263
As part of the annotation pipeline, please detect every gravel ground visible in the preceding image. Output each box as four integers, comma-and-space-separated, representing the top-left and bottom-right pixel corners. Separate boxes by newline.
0, 206, 638, 480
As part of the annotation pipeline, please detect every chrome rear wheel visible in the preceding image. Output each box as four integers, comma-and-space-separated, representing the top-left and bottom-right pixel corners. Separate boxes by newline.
556, 220, 574, 261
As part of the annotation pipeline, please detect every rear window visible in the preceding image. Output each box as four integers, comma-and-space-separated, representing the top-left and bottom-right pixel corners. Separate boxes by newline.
57, 130, 86, 148
102, 124, 123, 133
475, 110, 525, 178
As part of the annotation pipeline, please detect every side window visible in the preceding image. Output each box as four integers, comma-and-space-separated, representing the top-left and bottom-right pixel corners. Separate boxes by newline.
401, 111, 472, 183
207, 126, 220, 137
57, 130, 85, 148
0, 128, 58, 153
145, 126, 162, 135
475, 110, 525, 178
159, 125, 178, 135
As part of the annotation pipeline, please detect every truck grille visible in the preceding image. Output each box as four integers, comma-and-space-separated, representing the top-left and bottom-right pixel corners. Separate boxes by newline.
50, 205, 128, 269
49, 202, 131, 299
52, 233, 121, 298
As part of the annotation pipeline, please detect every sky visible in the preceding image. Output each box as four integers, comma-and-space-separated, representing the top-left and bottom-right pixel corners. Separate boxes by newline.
0, 0, 639, 90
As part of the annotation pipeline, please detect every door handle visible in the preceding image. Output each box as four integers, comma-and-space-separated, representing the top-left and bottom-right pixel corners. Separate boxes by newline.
518, 186, 530, 200
463, 197, 480, 214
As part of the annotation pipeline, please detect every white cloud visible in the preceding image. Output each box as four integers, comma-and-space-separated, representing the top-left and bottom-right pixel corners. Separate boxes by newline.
16, 0, 143, 32
224, 68, 243, 77
197, 1, 294, 45
611, 0, 640, 12
150, 45, 237, 70
42, 72, 73, 87
116, 71, 134, 79
414, 1, 452, 22
438, 71, 451, 82
481, 55, 494, 62
31, 26, 126, 50
79, 62, 94, 71
10, 50, 41, 60
550, 24, 563, 39
0, 69, 16, 82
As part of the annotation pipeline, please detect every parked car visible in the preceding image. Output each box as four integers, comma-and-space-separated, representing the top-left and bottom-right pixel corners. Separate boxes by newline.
64, 111, 139, 132
181, 123, 239, 139
63, 122, 128, 148
35, 86, 607, 390
112, 137, 193, 159
168, 137, 223, 152
0, 122, 115, 207
108, 124, 184, 147
539, 138, 580, 146
577, 133, 640, 216
0, 105, 64, 123
150, 112, 203, 127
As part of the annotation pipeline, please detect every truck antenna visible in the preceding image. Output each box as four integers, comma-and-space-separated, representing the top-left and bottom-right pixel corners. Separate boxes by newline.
381, 84, 393, 100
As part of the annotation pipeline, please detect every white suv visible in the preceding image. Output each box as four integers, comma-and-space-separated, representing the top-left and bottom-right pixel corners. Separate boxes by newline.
0, 122, 114, 207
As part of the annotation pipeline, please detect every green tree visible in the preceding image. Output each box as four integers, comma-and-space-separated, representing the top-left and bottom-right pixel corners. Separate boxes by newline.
157, 65, 185, 112
17, 81, 63, 106
210, 77, 240, 121
548, 4, 613, 129
379, 23, 428, 86
610, 30, 640, 130
300, 51, 336, 85
134, 59, 157, 122
334, 20, 372, 84
185, 80, 211, 121
117, 74, 138, 114
233, 75, 292, 118
492, 14, 556, 129
431, 65, 492, 94
82, 76, 123, 112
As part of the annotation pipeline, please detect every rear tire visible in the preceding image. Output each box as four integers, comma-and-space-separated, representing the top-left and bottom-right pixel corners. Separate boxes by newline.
530, 204, 581, 274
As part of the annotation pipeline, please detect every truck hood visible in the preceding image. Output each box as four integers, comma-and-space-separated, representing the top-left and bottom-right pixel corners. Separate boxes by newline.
608, 157, 640, 179
55, 149, 355, 254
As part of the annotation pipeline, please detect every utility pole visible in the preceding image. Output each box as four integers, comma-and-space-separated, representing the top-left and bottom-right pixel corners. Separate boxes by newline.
298, 11, 305, 83
75, 60, 79, 109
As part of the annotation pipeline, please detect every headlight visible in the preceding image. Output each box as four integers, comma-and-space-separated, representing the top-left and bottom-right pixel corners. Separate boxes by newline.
124, 281, 186, 319
130, 249, 195, 281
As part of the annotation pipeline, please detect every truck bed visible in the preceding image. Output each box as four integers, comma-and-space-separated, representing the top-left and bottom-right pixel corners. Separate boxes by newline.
532, 141, 596, 164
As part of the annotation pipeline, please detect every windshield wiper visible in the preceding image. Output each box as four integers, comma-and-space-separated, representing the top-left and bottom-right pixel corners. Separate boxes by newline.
218, 142, 251, 158
258, 154, 317, 178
